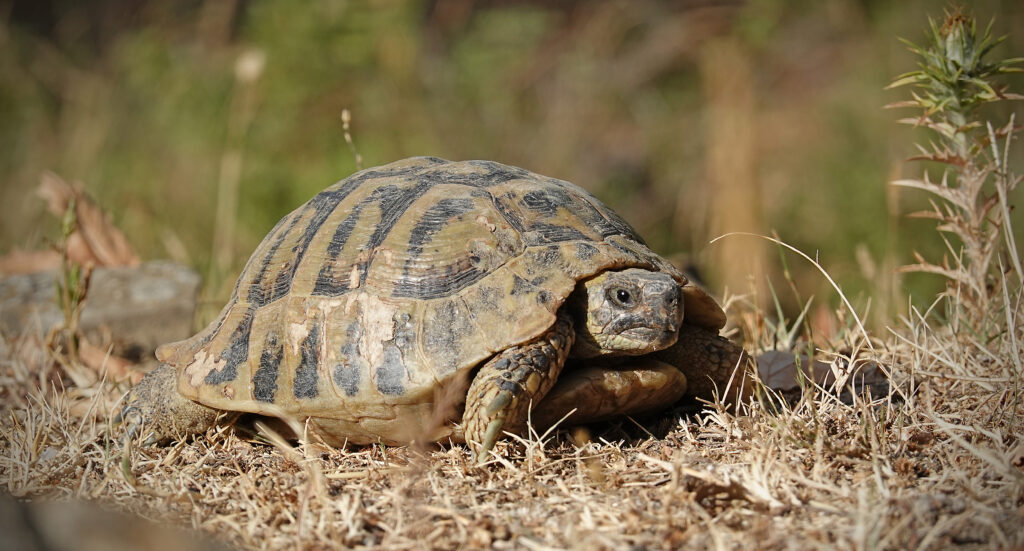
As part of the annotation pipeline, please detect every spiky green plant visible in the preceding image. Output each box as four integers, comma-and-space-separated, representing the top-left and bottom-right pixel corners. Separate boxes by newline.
887, 5, 1022, 331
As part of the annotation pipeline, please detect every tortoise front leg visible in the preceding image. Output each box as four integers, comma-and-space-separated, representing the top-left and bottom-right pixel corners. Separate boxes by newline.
463, 312, 574, 464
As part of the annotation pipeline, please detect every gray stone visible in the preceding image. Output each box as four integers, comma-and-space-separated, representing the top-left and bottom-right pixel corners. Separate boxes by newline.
0, 261, 200, 359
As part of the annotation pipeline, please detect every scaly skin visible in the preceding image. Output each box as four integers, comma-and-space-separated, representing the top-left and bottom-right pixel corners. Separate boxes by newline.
650, 324, 751, 405
529, 359, 688, 430
527, 324, 750, 430
462, 312, 575, 464
119, 363, 220, 445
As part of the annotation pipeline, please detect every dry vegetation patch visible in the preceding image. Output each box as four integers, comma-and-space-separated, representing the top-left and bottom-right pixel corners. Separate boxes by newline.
2, 305, 1022, 549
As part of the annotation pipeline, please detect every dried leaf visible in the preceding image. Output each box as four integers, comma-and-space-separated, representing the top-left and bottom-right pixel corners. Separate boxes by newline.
1011, 443, 1024, 471
67, 391, 123, 420
903, 428, 935, 451
38, 171, 75, 216
906, 210, 946, 220
36, 172, 139, 269
756, 350, 833, 391
65, 232, 103, 267
78, 337, 143, 384
72, 194, 139, 268
0, 248, 61, 275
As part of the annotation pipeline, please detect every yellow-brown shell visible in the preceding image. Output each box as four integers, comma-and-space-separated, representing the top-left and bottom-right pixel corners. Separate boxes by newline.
156, 157, 725, 425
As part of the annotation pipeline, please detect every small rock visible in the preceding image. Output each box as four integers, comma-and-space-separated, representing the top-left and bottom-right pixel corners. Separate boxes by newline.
0, 261, 200, 360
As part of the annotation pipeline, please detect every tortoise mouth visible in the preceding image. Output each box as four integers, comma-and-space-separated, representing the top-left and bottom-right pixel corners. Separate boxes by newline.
608, 314, 680, 338
609, 325, 680, 353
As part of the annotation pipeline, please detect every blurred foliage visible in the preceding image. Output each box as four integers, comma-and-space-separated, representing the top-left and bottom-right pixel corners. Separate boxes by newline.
1, 0, 1021, 328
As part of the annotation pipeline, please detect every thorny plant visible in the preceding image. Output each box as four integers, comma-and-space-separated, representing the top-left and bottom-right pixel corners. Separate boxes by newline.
882, 11, 1024, 546
887, 5, 1023, 333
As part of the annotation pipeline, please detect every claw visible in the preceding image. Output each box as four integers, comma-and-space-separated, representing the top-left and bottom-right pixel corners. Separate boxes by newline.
116, 405, 142, 444
122, 425, 137, 441
476, 419, 505, 465
485, 390, 513, 415
475, 391, 514, 464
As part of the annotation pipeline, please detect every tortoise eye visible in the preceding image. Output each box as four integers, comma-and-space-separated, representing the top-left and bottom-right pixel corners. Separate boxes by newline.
608, 287, 634, 307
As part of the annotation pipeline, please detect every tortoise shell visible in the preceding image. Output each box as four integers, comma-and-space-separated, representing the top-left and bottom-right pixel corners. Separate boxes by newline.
156, 157, 725, 443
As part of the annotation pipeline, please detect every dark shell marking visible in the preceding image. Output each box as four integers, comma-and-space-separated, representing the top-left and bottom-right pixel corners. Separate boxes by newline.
253, 331, 283, 403
169, 157, 686, 431
293, 320, 322, 399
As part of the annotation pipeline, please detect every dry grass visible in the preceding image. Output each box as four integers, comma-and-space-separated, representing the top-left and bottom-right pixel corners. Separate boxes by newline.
2, 279, 1022, 549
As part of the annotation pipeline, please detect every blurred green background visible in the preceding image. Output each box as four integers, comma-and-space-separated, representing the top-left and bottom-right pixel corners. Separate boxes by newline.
1, 0, 1021, 329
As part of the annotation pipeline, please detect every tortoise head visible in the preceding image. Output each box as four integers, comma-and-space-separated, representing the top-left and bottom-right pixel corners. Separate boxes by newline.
569, 268, 683, 358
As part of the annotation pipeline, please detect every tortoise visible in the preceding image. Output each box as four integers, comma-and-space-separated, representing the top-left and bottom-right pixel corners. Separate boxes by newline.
120, 157, 749, 463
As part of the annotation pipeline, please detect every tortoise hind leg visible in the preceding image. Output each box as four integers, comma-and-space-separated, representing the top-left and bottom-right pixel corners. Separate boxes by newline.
528, 360, 689, 430
463, 312, 574, 465
117, 363, 220, 445
530, 326, 751, 431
